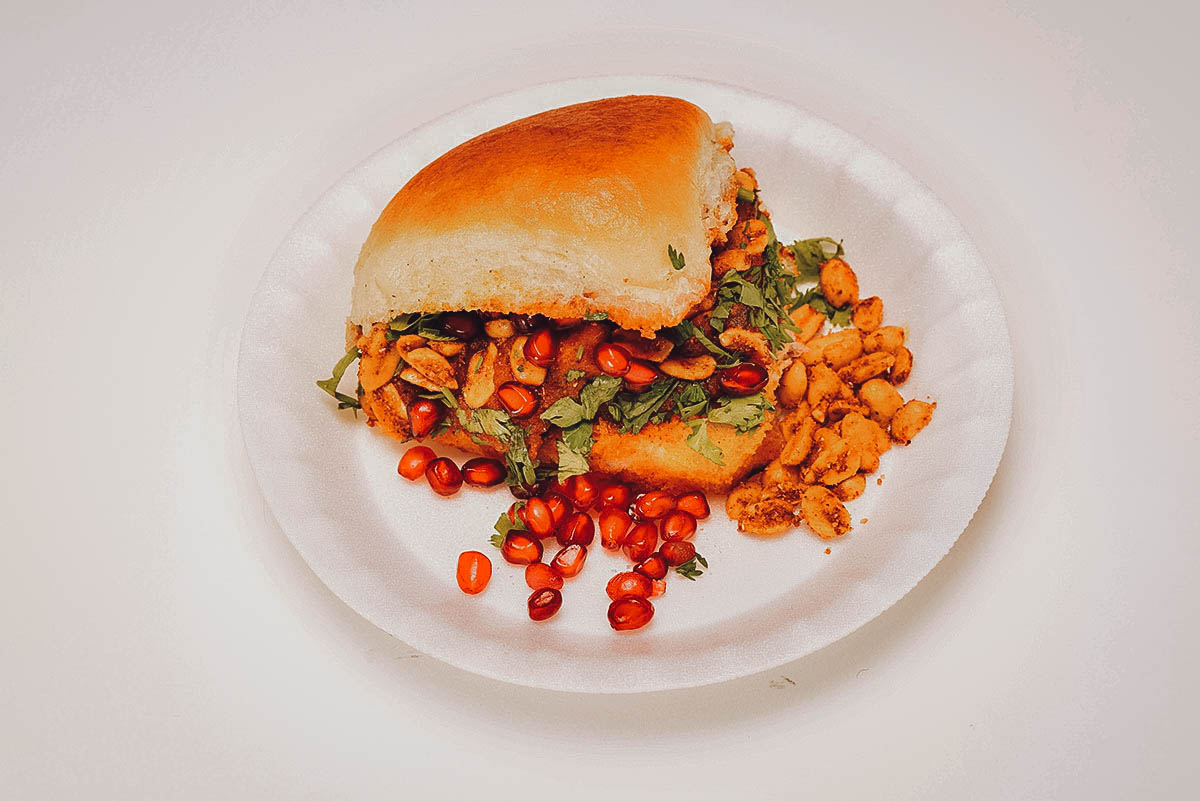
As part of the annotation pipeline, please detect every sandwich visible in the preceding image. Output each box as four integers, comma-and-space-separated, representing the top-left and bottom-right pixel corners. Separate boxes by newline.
319, 95, 849, 495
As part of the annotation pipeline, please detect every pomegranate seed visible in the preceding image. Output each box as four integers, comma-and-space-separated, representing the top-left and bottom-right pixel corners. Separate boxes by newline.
550, 543, 588, 578
650, 579, 666, 598
594, 342, 631, 377
659, 540, 696, 566
524, 562, 562, 590
528, 587, 563, 621
542, 492, 571, 528
523, 328, 558, 367
556, 511, 595, 546
608, 597, 654, 630
598, 507, 632, 550
718, 363, 769, 396
597, 482, 633, 509
455, 551, 492, 594
661, 510, 697, 541
461, 457, 507, 487
501, 532, 543, 565
508, 478, 549, 500
634, 554, 668, 580
606, 571, 652, 601
552, 317, 582, 330
632, 490, 676, 520
623, 360, 659, 390
676, 491, 710, 519
507, 500, 526, 525
496, 382, 539, 418
562, 474, 600, 510
623, 521, 659, 562
408, 398, 442, 439
440, 311, 482, 339
523, 497, 556, 537
425, 457, 463, 496
398, 446, 436, 480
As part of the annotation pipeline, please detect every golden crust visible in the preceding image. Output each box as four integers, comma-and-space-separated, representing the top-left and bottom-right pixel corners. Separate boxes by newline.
350, 96, 739, 335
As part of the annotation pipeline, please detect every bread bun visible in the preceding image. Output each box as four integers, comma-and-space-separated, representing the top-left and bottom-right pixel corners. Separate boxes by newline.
350, 96, 738, 335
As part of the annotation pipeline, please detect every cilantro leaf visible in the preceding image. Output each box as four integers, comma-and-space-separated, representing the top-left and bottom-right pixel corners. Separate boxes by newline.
541, 397, 586, 428
675, 381, 711, 420
579, 375, 622, 418
607, 378, 679, 434
798, 287, 853, 327
708, 393, 772, 433
458, 408, 538, 487
668, 244, 686, 271
565, 369, 587, 382
316, 347, 361, 409
788, 237, 844, 282
736, 186, 756, 203
675, 553, 707, 580
686, 420, 725, 466
584, 312, 609, 321
560, 420, 594, 453
670, 320, 735, 362
555, 440, 591, 478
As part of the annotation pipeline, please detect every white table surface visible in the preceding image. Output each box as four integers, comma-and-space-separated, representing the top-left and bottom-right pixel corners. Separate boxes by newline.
3, 2, 1197, 798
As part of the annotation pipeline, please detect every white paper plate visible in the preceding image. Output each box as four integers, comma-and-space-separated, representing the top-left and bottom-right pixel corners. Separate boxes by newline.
237, 76, 1013, 693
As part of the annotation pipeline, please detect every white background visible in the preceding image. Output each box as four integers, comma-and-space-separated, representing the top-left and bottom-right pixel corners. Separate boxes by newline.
2, 1, 1197, 798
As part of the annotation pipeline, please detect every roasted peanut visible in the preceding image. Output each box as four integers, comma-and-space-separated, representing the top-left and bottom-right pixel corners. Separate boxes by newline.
859, 378, 905, 423
802, 328, 862, 369
713, 248, 750, 275
718, 327, 772, 365
838, 352, 896, 386
364, 383, 409, 438
789, 304, 826, 343
778, 360, 808, 406
801, 486, 851, 539
890, 400, 934, 444
358, 325, 404, 392
834, 474, 867, 502
839, 412, 887, 473
809, 433, 861, 486
397, 367, 441, 393
890, 346, 913, 384
430, 340, 465, 357
508, 336, 547, 386
726, 472, 765, 520
819, 257, 859, 308
463, 343, 498, 408
734, 169, 757, 191
484, 319, 516, 339
807, 363, 847, 411
864, 326, 905, 354
616, 334, 674, 363
659, 354, 717, 380
779, 415, 817, 466
401, 347, 458, 389
852, 296, 883, 332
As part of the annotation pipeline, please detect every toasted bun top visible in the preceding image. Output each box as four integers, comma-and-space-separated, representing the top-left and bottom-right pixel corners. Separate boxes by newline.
350, 95, 738, 334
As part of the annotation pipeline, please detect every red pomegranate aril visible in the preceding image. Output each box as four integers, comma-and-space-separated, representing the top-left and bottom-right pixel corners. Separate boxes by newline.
528, 587, 563, 621
634, 554, 668, 580
508, 478, 549, 500
661, 509, 697, 541
507, 500, 526, 526
398, 446, 436, 480
598, 507, 632, 550
598, 482, 633, 509
523, 328, 558, 367
501, 532, 543, 565
556, 511, 595, 546
718, 363, 769, 396
524, 562, 562, 591
543, 491, 571, 527
623, 521, 659, 562
523, 497, 556, 537
608, 597, 654, 630
425, 457, 463, 496
512, 314, 543, 334
461, 457, 507, 487
595, 342, 631, 377
659, 539, 696, 566
562, 473, 600, 510
632, 490, 676, 520
606, 571, 652, 601
440, 311, 482, 340
408, 398, 442, 439
676, 491, 711, 519
623, 360, 659, 389
456, 551, 492, 594
552, 317, 582, 331
550, 543, 588, 578
497, 382, 539, 418
650, 579, 667, 598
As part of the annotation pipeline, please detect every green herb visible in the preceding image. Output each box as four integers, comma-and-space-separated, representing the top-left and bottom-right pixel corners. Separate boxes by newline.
606, 378, 679, 434
493, 508, 525, 540
489, 532, 505, 549
540, 375, 622, 480
737, 186, 756, 203
561, 420, 594, 453
555, 439, 591, 478
584, 312, 609, 321
388, 312, 458, 341
675, 381, 711, 420
420, 388, 458, 408
668, 244, 686, 271
669, 319, 735, 363
787, 237, 844, 282
798, 286, 854, 327
758, 212, 778, 247
675, 552, 708, 580
708, 393, 772, 433
686, 420, 725, 466
459, 408, 538, 487
565, 369, 587, 382
575, 344, 585, 359
316, 347, 362, 409
579, 375, 623, 417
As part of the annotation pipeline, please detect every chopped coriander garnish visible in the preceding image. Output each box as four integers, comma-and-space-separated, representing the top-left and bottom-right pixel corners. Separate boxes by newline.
737, 186, 756, 203
584, 312, 609, 321
708, 393, 772, 433
685, 419, 725, 466
316, 347, 361, 409
606, 378, 678, 434
675, 552, 708, 580
667, 244, 686, 271
565, 369, 587, 382
575, 344, 585, 360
